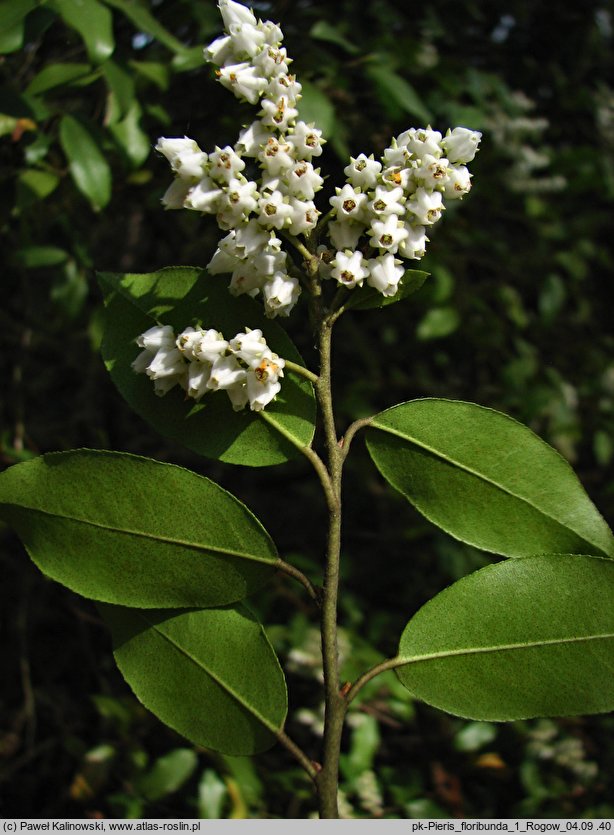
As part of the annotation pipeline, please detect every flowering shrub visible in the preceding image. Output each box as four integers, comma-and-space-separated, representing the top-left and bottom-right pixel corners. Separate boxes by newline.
1, 0, 614, 820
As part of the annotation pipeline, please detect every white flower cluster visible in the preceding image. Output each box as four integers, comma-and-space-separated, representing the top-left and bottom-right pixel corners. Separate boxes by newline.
155, 0, 481, 313
156, 0, 327, 318
131, 323, 285, 412
323, 126, 481, 297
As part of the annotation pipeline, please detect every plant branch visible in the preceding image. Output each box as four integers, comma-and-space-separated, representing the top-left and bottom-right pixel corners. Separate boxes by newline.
284, 359, 319, 384
339, 415, 374, 461
257, 411, 336, 511
313, 316, 347, 819
277, 558, 319, 604
276, 729, 320, 781
344, 657, 406, 707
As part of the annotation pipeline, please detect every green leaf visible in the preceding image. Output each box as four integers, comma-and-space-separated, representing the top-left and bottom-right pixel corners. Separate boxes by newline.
345, 270, 429, 311
12, 245, 69, 268
309, 20, 359, 55
198, 770, 227, 819
59, 115, 112, 211
101, 603, 288, 755
416, 306, 460, 340
49, 0, 114, 63
171, 46, 208, 73
365, 62, 433, 125
135, 749, 197, 801
396, 554, 614, 720
98, 268, 316, 467
103, 0, 190, 55
109, 101, 150, 167
0, 0, 36, 53
26, 62, 95, 95
16, 170, 60, 210
0, 450, 279, 607
102, 58, 136, 121
366, 399, 614, 558
129, 60, 170, 91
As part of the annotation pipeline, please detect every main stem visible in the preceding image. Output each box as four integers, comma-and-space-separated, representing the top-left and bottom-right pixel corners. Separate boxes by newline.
314, 316, 346, 819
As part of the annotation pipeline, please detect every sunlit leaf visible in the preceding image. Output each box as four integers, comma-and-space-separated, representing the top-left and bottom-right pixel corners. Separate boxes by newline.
49, 0, 114, 63
102, 603, 288, 755
0, 0, 36, 53
0, 450, 279, 607
366, 399, 614, 558
397, 555, 614, 719
98, 267, 316, 467
59, 115, 111, 211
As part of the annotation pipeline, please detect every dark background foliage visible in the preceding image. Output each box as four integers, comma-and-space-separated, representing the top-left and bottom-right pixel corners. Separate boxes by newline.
1, 0, 614, 818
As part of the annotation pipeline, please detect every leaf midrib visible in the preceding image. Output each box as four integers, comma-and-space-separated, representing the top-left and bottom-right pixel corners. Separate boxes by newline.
145, 614, 283, 735
2, 502, 277, 566
371, 419, 609, 555
399, 630, 614, 666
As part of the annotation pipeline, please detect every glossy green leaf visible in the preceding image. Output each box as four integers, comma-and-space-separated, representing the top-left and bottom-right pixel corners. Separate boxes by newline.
0, 450, 279, 607
59, 115, 111, 211
396, 555, 614, 719
365, 62, 433, 125
26, 62, 94, 95
346, 270, 429, 311
102, 59, 136, 121
366, 399, 614, 558
109, 101, 150, 167
98, 267, 316, 467
50, 0, 114, 63
101, 603, 288, 755
0, 0, 36, 53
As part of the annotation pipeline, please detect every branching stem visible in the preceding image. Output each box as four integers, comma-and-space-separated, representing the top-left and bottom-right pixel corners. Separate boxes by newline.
344, 656, 405, 706
277, 558, 319, 604
276, 729, 320, 781
284, 359, 319, 384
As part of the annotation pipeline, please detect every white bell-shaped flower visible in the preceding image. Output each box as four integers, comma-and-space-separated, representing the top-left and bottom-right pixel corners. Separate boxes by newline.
218, 62, 268, 105
330, 250, 369, 289
161, 179, 191, 210
194, 329, 229, 364
444, 165, 472, 199
219, 0, 257, 30
229, 328, 269, 367
398, 127, 443, 159
344, 154, 382, 189
398, 224, 428, 260
441, 127, 482, 164
368, 185, 405, 218
330, 184, 368, 221
207, 355, 247, 390
187, 362, 212, 401
288, 121, 325, 159
366, 253, 405, 297
406, 188, 444, 226
368, 214, 409, 253
263, 272, 300, 317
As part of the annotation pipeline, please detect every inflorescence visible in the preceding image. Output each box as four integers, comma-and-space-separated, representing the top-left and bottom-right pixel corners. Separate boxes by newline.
134, 0, 481, 410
